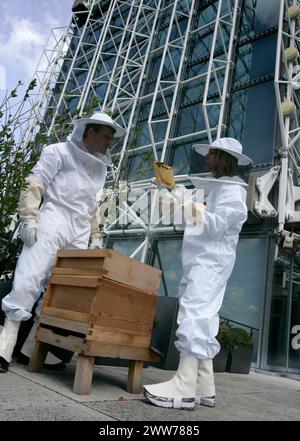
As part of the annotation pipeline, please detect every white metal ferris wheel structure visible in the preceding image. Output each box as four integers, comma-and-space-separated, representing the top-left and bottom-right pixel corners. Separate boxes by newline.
17, 0, 300, 259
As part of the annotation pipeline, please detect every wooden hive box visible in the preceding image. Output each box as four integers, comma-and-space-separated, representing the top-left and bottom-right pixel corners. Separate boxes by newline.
53, 248, 161, 293
28, 249, 162, 395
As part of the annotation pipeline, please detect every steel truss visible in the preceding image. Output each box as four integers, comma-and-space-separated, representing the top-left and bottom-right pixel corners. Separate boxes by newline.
202, 0, 240, 143
20, 0, 242, 261
19, 1, 113, 144
275, 0, 300, 234
19, 24, 73, 146
103, 0, 241, 260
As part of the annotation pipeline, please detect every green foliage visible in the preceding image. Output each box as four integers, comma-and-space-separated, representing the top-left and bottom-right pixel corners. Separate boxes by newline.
0, 81, 47, 279
217, 322, 253, 350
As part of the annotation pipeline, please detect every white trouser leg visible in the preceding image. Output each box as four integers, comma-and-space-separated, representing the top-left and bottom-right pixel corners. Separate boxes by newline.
20, 321, 62, 364
175, 266, 226, 360
144, 355, 198, 410
195, 359, 216, 407
0, 319, 21, 362
1, 235, 61, 322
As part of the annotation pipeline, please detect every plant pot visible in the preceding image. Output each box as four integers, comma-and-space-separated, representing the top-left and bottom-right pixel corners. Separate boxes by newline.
213, 347, 229, 372
226, 345, 253, 374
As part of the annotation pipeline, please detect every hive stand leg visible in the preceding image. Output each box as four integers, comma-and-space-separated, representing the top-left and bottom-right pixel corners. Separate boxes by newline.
28, 341, 49, 372
73, 354, 95, 395
127, 360, 143, 394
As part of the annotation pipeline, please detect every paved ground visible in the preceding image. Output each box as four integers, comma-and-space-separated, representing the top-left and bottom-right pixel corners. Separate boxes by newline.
0, 359, 299, 421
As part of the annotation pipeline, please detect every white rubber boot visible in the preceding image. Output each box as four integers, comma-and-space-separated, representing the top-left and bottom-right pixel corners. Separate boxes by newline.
20, 322, 62, 365
195, 359, 216, 407
144, 355, 198, 410
0, 319, 21, 363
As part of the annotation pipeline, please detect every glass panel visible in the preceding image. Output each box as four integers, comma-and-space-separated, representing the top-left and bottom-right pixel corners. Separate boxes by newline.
170, 17, 188, 43
154, 4, 173, 49
125, 148, 156, 182
288, 259, 300, 370
110, 238, 144, 261
175, 98, 219, 139
152, 239, 183, 296
155, 26, 168, 48
161, 47, 182, 80
267, 252, 290, 367
180, 77, 206, 106
110, 137, 124, 158
130, 120, 152, 149
93, 83, 108, 102
174, 103, 205, 137
189, 31, 213, 62
110, 4, 130, 28
189, 136, 208, 174
170, 134, 208, 175
170, 140, 194, 175
64, 96, 79, 114
194, 3, 218, 29
227, 81, 276, 165
185, 60, 208, 81
145, 55, 162, 84
153, 96, 173, 120
240, 0, 281, 38
144, 80, 156, 95
220, 237, 268, 363
233, 34, 277, 87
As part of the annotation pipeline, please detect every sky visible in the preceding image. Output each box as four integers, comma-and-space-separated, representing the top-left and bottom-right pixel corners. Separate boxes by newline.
0, 0, 74, 97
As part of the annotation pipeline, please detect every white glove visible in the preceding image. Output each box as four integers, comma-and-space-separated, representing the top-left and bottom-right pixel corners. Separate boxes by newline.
89, 236, 103, 249
183, 199, 205, 228
19, 219, 38, 247
159, 186, 205, 229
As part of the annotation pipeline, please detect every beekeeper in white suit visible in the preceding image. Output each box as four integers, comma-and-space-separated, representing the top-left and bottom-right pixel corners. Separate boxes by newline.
0, 112, 126, 373
144, 137, 252, 410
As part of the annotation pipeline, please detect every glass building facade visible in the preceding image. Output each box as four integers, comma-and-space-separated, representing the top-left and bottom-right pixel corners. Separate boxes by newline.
24, 0, 300, 375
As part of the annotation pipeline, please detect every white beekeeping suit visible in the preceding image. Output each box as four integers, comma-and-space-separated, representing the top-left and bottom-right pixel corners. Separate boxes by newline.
176, 175, 248, 360
144, 137, 252, 411
0, 112, 126, 372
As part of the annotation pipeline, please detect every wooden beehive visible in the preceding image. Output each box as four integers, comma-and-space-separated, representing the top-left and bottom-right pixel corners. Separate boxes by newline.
53, 248, 161, 293
29, 249, 162, 395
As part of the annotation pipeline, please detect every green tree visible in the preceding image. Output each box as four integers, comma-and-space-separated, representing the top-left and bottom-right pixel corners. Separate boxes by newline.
0, 81, 48, 279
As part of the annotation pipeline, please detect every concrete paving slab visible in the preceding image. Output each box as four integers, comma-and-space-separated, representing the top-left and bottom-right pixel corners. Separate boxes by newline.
1, 360, 299, 421
85, 375, 300, 421
8, 361, 142, 402
0, 370, 115, 421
